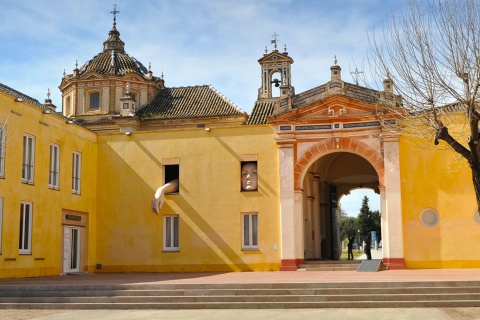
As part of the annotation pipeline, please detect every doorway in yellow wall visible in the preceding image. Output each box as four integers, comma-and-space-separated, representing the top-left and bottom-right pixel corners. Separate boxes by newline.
301, 151, 381, 261
63, 226, 80, 273
62, 211, 88, 274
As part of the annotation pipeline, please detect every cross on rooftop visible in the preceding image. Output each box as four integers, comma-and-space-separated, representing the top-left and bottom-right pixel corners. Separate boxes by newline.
350, 67, 364, 85
111, 3, 120, 26
271, 33, 279, 50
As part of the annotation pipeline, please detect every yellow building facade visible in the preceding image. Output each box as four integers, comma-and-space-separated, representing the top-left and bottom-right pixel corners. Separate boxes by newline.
0, 85, 97, 278
399, 128, 479, 269
0, 12, 478, 279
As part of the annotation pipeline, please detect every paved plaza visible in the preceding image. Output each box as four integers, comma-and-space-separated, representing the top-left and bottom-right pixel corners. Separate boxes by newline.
2, 259, 480, 320
2, 307, 480, 320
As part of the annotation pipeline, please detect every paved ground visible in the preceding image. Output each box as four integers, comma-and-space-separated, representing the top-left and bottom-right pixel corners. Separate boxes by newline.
2, 256, 480, 320
356, 247, 383, 260
2, 308, 480, 320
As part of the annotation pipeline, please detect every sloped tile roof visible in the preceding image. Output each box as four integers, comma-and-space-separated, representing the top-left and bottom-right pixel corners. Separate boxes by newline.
0, 83, 46, 110
137, 85, 245, 120
246, 100, 275, 125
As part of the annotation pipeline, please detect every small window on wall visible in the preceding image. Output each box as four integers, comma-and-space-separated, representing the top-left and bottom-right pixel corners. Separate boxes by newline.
240, 161, 258, 191
164, 215, 179, 251
164, 164, 179, 193
89, 92, 100, 110
242, 213, 258, 250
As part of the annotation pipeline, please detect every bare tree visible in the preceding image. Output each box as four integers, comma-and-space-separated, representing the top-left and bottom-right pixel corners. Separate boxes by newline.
369, 0, 480, 212
0, 108, 18, 154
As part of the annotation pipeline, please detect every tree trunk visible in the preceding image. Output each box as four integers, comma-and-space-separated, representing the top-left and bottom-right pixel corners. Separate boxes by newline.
471, 165, 480, 213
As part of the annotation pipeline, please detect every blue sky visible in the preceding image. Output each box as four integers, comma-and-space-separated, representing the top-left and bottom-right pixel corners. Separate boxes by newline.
0, 0, 399, 214
340, 189, 380, 217
0, 0, 404, 112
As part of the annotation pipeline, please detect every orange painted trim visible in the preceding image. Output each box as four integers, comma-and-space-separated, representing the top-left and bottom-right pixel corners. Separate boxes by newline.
280, 259, 304, 271
293, 137, 385, 190
382, 258, 406, 270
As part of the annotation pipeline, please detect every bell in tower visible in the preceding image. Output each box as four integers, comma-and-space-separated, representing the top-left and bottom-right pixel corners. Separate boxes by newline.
257, 34, 294, 100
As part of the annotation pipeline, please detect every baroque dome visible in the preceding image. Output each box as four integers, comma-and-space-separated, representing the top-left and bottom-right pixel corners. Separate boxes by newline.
77, 20, 151, 79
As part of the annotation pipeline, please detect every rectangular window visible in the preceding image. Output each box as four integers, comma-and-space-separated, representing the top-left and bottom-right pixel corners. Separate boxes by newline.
164, 164, 179, 186
49, 144, 60, 189
164, 215, 179, 251
242, 213, 258, 250
22, 134, 35, 184
19, 202, 32, 254
90, 92, 100, 110
72, 152, 81, 194
0, 125, 5, 178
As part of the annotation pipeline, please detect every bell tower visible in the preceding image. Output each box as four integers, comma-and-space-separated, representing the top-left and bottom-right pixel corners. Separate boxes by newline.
257, 34, 294, 100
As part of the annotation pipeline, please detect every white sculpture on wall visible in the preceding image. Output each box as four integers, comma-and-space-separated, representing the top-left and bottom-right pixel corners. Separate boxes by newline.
151, 179, 179, 214
241, 162, 258, 191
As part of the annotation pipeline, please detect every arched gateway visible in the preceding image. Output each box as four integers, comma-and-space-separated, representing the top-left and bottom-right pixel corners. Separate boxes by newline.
250, 50, 407, 270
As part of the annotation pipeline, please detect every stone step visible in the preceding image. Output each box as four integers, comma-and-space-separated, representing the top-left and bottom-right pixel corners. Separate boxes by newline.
1, 280, 480, 309
2, 286, 480, 297
1, 300, 480, 309
2, 292, 480, 303
3, 280, 480, 290
298, 266, 359, 271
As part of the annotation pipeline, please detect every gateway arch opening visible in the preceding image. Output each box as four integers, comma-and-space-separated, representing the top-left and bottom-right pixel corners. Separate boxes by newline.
302, 151, 380, 261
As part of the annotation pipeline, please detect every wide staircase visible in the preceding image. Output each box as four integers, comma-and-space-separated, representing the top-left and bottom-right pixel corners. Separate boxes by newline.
298, 260, 362, 271
1, 280, 480, 309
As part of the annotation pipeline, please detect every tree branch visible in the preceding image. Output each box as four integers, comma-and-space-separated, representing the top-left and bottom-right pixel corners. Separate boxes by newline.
434, 126, 472, 162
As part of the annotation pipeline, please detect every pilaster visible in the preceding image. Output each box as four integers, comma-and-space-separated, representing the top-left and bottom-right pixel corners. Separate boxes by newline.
382, 136, 406, 269
278, 143, 303, 270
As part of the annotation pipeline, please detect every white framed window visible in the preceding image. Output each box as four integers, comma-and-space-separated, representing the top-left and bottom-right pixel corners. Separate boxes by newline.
0, 125, 5, 178
0, 197, 3, 254
242, 213, 258, 250
163, 215, 179, 251
22, 134, 35, 184
89, 92, 100, 110
72, 151, 81, 194
49, 144, 60, 189
19, 201, 32, 254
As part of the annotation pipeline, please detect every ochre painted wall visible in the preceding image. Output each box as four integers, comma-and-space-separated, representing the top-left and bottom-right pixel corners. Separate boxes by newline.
0, 92, 97, 278
95, 125, 281, 272
399, 127, 478, 269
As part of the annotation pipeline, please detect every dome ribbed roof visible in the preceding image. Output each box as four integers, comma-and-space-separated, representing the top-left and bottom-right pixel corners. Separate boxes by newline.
79, 50, 149, 78
77, 21, 150, 79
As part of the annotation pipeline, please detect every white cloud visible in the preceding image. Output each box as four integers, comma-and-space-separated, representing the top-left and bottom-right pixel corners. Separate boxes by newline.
0, 0, 406, 112
340, 189, 381, 217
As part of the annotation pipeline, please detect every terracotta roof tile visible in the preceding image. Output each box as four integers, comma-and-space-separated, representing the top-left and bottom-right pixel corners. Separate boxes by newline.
0, 83, 46, 110
246, 100, 275, 125
137, 85, 245, 120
